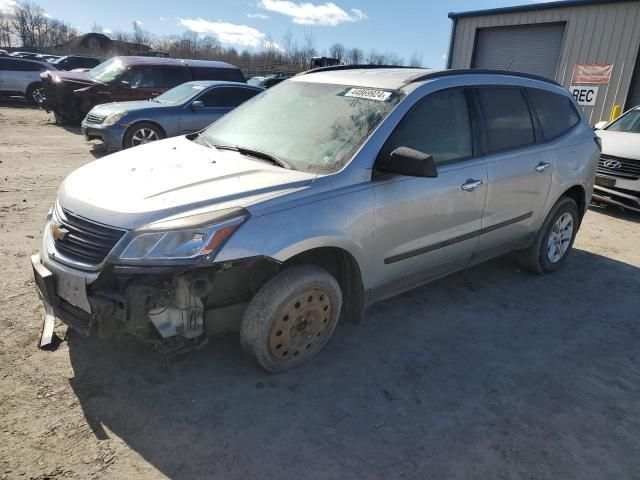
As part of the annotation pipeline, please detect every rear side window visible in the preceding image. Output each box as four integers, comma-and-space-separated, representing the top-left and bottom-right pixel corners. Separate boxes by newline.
527, 88, 580, 140
476, 87, 535, 153
199, 87, 260, 108
382, 88, 472, 164
192, 67, 245, 83
158, 67, 190, 88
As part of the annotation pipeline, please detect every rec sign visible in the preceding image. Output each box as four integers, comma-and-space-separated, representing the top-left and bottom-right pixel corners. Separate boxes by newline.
570, 85, 599, 106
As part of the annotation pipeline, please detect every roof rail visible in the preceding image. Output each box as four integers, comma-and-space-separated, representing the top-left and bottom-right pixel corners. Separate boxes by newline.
405, 69, 561, 87
297, 64, 420, 76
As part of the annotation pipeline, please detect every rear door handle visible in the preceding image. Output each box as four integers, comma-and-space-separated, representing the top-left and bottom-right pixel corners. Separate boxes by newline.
535, 161, 551, 172
461, 179, 483, 192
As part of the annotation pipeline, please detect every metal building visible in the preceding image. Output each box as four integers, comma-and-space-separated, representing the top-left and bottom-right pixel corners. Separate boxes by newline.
447, 0, 640, 124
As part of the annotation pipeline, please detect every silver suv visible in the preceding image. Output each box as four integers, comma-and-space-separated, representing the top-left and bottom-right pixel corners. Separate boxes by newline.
32, 67, 599, 372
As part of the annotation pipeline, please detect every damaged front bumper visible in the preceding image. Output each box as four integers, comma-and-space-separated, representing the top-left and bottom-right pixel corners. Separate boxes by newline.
31, 249, 277, 353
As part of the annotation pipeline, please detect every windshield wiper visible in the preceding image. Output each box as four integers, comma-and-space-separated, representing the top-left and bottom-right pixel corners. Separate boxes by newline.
213, 144, 291, 169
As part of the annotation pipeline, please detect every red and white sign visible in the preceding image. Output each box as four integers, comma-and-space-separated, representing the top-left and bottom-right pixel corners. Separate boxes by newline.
572, 64, 613, 84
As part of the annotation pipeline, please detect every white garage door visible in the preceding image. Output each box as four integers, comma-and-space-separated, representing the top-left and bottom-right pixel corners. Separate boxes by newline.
473, 23, 566, 80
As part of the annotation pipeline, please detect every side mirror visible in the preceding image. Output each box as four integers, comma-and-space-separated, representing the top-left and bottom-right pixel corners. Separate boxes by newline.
594, 121, 608, 130
191, 100, 204, 111
377, 147, 438, 178
120, 80, 130, 88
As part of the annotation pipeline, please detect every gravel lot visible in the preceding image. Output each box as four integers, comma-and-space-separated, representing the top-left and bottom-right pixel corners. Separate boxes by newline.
1, 100, 639, 480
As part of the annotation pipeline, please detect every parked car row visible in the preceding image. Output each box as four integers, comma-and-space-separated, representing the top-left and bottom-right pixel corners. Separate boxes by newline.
30, 66, 601, 372
40, 56, 246, 124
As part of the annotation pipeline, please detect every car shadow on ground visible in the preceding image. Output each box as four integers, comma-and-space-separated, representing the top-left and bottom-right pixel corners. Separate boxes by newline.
590, 202, 640, 223
0, 97, 39, 109
65, 249, 640, 479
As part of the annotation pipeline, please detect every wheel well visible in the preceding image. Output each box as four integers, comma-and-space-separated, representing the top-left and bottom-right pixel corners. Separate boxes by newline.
562, 185, 586, 217
283, 247, 365, 324
26, 81, 42, 91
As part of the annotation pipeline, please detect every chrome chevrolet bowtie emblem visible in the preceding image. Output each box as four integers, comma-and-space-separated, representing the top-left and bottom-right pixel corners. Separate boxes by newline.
603, 159, 622, 169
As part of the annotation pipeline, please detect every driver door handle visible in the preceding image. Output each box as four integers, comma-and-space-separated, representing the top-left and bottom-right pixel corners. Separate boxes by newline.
535, 161, 551, 172
461, 179, 483, 192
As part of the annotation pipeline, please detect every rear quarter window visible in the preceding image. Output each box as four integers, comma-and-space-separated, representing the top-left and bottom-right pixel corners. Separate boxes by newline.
192, 67, 245, 83
527, 88, 580, 141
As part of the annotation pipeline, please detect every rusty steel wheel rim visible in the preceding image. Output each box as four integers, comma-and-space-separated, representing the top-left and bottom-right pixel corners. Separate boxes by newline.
268, 287, 334, 362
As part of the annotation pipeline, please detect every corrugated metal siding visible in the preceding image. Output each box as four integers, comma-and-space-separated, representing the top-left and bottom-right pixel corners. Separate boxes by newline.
473, 24, 566, 79
448, 1, 640, 124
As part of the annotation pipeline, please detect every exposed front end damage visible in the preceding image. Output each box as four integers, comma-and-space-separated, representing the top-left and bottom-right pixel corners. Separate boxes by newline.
33, 252, 279, 354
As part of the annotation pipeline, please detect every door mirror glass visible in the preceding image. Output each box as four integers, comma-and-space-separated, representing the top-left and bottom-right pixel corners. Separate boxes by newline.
378, 147, 438, 178
593, 120, 608, 130
191, 100, 204, 110
120, 79, 130, 88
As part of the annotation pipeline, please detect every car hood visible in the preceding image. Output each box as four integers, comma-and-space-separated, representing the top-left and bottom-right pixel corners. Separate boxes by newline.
596, 130, 640, 161
47, 70, 96, 86
89, 100, 172, 116
57, 136, 316, 229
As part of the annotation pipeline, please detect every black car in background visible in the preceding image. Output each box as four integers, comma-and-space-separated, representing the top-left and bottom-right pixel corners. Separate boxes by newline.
51, 55, 101, 71
40, 56, 246, 124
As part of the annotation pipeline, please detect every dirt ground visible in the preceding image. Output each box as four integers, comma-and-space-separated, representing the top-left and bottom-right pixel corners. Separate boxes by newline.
0, 100, 639, 480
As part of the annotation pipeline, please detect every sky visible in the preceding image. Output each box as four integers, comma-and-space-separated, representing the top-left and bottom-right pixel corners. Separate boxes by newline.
1, 0, 553, 67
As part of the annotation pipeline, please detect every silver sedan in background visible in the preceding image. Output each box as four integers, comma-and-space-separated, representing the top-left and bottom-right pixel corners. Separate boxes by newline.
81, 81, 264, 150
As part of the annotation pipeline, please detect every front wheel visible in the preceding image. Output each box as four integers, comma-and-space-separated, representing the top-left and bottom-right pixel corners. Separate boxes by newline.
240, 265, 343, 373
123, 122, 164, 149
518, 196, 580, 274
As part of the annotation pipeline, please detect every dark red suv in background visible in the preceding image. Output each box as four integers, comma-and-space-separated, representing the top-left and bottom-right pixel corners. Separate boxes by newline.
40, 56, 245, 123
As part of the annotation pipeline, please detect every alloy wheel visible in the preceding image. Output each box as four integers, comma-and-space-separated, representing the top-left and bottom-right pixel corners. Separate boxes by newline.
546, 212, 574, 263
131, 128, 159, 146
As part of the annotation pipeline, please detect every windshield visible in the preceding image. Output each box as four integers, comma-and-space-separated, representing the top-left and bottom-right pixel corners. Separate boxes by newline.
606, 107, 640, 133
155, 83, 206, 104
200, 81, 404, 173
87, 57, 125, 83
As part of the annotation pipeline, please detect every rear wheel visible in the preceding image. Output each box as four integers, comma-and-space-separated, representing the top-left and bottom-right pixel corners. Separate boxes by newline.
123, 122, 164, 149
240, 265, 342, 373
518, 196, 580, 274
26, 82, 44, 104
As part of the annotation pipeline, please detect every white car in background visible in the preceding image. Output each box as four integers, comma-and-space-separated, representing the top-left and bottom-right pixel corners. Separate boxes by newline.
0, 57, 57, 103
593, 106, 640, 212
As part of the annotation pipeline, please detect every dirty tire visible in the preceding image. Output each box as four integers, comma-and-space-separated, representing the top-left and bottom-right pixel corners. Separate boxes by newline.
123, 122, 164, 149
518, 196, 580, 275
240, 265, 343, 373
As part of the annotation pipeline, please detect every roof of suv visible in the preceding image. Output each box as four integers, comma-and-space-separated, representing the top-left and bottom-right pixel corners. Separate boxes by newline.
117, 56, 240, 70
295, 66, 561, 90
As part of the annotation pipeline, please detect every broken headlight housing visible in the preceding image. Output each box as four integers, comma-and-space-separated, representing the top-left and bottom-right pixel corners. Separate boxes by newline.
116, 208, 248, 264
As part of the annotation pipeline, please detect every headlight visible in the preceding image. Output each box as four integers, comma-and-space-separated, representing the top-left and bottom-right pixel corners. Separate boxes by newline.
116, 208, 248, 264
103, 110, 127, 126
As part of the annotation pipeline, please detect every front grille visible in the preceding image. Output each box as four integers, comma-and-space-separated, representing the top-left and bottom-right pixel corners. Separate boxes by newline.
85, 113, 104, 124
53, 208, 125, 266
597, 154, 640, 180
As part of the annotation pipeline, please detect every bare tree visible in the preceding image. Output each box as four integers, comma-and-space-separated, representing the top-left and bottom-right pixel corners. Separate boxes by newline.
131, 20, 151, 45
345, 47, 363, 65
408, 50, 423, 67
328, 42, 345, 62
0, 12, 14, 47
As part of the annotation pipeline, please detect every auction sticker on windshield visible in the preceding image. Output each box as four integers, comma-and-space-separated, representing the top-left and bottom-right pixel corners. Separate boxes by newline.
344, 88, 392, 102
